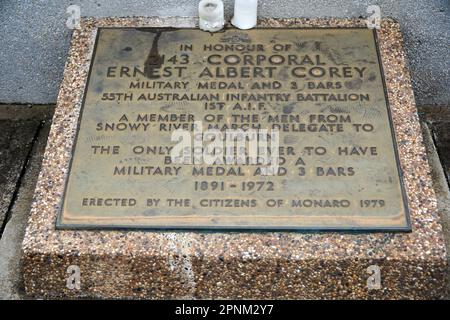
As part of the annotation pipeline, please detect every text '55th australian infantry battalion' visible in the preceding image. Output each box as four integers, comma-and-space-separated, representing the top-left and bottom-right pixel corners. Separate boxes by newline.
57, 28, 410, 231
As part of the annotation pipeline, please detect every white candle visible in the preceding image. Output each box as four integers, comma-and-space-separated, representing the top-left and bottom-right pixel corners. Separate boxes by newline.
198, 0, 224, 32
232, 0, 258, 30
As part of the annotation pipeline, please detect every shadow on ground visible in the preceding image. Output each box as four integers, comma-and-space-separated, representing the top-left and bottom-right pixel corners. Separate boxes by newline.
0, 104, 54, 299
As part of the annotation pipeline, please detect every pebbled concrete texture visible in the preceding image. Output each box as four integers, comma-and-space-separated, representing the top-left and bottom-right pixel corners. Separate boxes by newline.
419, 106, 450, 187
0, 0, 449, 106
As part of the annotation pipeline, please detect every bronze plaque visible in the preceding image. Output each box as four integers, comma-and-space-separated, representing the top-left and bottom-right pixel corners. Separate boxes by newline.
57, 27, 410, 231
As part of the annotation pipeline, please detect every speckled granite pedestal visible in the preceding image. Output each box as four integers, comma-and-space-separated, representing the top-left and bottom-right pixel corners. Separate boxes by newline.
22, 18, 447, 299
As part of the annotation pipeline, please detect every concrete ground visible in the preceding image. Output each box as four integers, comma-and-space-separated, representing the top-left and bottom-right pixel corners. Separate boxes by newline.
0, 1, 449, 106
0, 104, 448, 299
0, 105, 53, 299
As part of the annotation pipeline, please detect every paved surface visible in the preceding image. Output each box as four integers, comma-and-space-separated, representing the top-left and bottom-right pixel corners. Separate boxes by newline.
420, 106, 450, 186
0, 105, 53, 299
0, 1, 449, 106
432, 123, 450, 184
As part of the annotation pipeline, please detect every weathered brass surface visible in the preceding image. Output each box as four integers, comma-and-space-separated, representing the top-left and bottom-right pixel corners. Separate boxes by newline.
57, 27, 410, 230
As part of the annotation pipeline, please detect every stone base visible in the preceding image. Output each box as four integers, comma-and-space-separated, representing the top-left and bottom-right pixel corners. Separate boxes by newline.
22, 17, 447, 299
